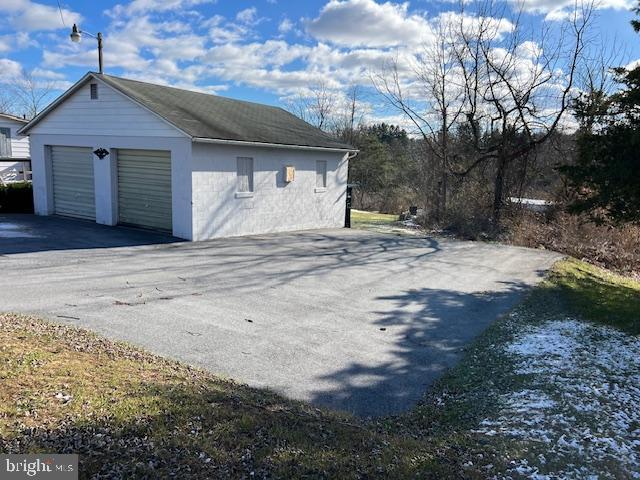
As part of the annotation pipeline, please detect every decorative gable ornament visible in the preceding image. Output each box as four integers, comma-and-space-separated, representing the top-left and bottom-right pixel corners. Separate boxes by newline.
93, 148, 109, 159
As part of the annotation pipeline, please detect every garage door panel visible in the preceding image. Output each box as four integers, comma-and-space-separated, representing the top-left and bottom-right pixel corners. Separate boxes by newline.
53, 182, 95, 192
119, 186, 172, 196
118, 167, 171, 176
117, 149, 172, 231
51, 146, 95, 220
118, 176, 171, 186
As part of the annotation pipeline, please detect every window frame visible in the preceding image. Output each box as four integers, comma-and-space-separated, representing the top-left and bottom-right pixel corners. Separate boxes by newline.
90, 83, 98, 100
236, 156, 254, 196
315, 160, 327, 192
0, 127, 11, 157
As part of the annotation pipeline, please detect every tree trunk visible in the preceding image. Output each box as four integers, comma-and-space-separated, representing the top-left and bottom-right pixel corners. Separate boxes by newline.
441, 153, 448, 217
493, 156, 507, 228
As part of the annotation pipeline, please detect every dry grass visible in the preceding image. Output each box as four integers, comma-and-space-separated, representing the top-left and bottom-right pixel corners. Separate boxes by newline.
505, 210, 640, 279
0, 314, 459, 479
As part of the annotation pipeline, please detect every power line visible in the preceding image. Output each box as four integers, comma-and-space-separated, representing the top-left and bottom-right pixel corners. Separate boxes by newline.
56, 0, 66, 27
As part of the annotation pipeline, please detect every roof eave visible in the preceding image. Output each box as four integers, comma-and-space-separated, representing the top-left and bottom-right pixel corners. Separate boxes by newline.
0, 114, 28, 124
192, 136, 357, 153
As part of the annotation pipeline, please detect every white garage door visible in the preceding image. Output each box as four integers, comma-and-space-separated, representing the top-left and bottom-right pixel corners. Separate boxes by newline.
51, 146, 95, 220
117, 149, 172, 231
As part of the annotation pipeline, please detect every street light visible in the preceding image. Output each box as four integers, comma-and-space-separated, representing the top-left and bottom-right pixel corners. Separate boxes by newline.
70, 23, 103, 74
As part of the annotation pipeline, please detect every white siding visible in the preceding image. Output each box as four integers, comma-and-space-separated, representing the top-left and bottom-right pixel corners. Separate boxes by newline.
191, 143, 349, 240
0, 118, 30, 159
28, 82, 185, 138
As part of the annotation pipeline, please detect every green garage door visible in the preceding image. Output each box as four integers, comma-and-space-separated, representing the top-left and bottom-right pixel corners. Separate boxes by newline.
117, 149, 172, 231
51, 146, 95, 220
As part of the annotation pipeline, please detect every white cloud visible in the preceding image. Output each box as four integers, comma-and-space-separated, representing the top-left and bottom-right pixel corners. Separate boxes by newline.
9, 0, 623, 131
0, 0, 82, 31
236, 7, 258, 24
45, 14, 207, 72
516, 40, 542, 60
625, 58, 640, 70
0, 57, 71, 99
198, 39, 402, 96
434, 11, 515, 40
204, 14, 259, 44
515, 0, 632, 12
306, 0, 433, 48
543, 9, 573, 22
0, 58, 22, 82
0, 31, 39, 55
278, 17, 294, 34
106, 0, 213, 17
0, 37, 11, 53
15, 31, 38, 49
509, 0, 634, 21
31, 67, 66, 80
203, 40, 308, 69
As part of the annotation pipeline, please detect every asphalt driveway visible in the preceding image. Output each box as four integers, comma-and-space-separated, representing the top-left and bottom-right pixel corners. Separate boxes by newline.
0, 214, 561, 417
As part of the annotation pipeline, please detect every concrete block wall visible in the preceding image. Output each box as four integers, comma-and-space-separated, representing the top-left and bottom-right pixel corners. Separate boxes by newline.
191, 142, 349, 240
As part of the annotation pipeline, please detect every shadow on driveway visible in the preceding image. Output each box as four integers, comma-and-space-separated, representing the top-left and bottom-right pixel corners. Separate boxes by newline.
0, 213, 559, 417
310, 282, 532, 416
0, 214, 179, 254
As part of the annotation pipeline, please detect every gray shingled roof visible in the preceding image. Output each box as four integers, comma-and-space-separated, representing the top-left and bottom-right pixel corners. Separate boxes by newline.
96, 73, 353, 150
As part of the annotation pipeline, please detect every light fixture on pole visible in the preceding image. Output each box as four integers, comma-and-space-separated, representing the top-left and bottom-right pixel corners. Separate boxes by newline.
70, 23, 104, 74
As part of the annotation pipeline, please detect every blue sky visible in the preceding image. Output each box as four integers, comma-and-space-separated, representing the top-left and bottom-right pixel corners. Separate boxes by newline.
0, 0, 638, 122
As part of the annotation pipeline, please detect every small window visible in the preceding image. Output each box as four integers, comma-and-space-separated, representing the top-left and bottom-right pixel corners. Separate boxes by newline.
237, 157, 254, 193
90, 83, 98, 99
0, 127, 11, 157
315, 160, 327, 188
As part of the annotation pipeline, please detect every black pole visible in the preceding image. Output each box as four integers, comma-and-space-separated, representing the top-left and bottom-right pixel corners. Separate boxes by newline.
97, 32, 103, 74
345, 185, 352, 228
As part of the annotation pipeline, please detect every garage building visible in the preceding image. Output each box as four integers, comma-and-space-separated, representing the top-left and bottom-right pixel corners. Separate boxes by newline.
19, 72, 354, 240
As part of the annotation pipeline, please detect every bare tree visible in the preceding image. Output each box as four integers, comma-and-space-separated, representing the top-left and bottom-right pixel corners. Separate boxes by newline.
334, 83, 366, 144
449, 1, 594, 224
372, 16, 466, 220
9, 71, 55, 119
0, 91, 16, 114
373, 0, 595, 226
285, 82, 338, 132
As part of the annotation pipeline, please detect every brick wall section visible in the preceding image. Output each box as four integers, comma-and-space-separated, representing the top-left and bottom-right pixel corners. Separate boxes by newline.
191, 142, 349, 240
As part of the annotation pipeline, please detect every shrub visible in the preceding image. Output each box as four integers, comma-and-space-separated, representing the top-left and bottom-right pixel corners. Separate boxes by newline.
0, 182, 34, 213
504, 209, 640, 279
427, 180, 496, 240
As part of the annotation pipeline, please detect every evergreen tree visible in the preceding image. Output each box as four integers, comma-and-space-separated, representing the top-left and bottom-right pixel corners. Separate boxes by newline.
561, 3, 640, 223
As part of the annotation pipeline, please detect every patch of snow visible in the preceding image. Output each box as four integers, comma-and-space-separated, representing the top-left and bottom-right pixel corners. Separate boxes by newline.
400, 219, 421, 229
476, 318, 640, 479
362, 223, 424, 236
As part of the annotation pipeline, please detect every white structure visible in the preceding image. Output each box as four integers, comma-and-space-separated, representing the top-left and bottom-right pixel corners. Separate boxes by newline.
508, 197, 555, 213
19, 73, 355, 240
0, 113, 30, 183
